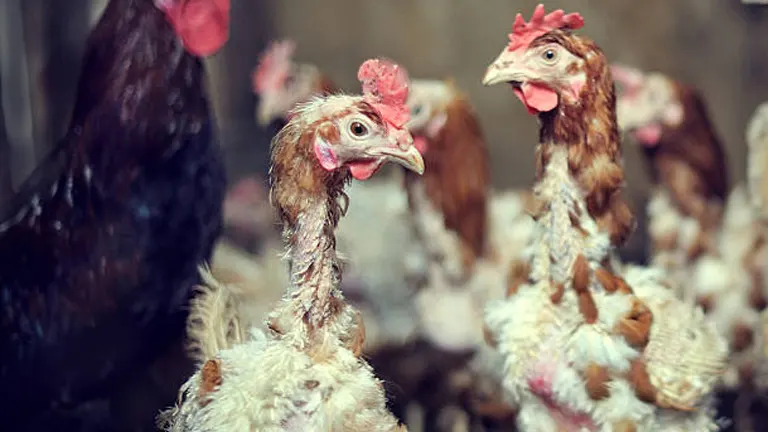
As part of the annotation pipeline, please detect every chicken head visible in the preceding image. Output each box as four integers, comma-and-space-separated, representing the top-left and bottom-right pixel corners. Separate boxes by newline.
405, 79, 454, 154
252, 40, 326, 126
482, 4, 587, 115
280, 59, 424, 181
611, 64, 684, 147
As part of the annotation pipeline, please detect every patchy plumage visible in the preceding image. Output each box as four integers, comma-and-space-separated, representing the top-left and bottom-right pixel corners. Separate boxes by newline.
482, 5, 727, 430
401, 77, 535, 427
251, 43, 428, 353
613, 65, 728, 295
404, 79, 534, 348
161, 59, 423, 431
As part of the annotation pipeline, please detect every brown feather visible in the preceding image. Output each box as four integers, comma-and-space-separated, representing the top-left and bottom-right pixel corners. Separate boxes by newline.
644, 83, 729, 202
316, 74, 339, 95
535, 32, 635, 246
409, 89, 491, 270
270, 107, 361, 229
641, 82, 728, 231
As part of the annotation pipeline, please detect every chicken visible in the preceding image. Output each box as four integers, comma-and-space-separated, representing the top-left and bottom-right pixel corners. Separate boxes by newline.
613, 66, 767, 405
160, 58, 423, 431
482, 5, 727, 430
0, 0, 230, 428
251, 40, 427, 352
388, 77, 535, 427
252, 39, 338, 128
404, 78, 535, 351
612, 64, 728, 298
689, 186, 768, 431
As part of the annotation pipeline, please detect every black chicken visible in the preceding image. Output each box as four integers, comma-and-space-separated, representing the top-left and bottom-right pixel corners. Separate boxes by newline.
0, 0, 230, 428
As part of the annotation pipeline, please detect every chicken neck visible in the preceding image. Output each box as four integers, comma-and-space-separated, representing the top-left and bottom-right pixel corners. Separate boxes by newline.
528, 61, 637, 321
269, 121, 350, 331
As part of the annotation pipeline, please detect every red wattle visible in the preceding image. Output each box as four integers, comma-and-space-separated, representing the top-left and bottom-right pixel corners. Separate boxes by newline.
348, 161, 382, 180
632, 124, 662, 147
513, 83, 559, 115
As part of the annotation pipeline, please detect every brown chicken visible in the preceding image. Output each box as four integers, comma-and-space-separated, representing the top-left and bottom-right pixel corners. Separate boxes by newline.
161, 58, 423, 431
404, 79, 492, 278
251, 42, 429, 353
482, 4, 725, 429
612, 65, 728, 268
0, 0, 230, 429
399, 77, 534, 428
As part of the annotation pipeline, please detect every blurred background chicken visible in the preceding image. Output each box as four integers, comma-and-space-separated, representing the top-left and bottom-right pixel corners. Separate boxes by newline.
251, 39, 338, 129
612, 65, 729, 299
611, 63, 768, 431
612, 65, 768, 429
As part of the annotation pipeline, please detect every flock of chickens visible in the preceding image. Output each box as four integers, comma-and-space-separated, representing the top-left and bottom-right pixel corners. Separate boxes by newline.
3, 0, 768, 431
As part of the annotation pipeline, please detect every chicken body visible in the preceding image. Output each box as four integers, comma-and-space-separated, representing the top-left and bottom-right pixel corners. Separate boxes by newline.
612, 65, 728, 299
404, 78, 534, 352
0, 0, 227, 427
482, 5, 726, 430
162, 61, 423, 431
614, 68, 768, 408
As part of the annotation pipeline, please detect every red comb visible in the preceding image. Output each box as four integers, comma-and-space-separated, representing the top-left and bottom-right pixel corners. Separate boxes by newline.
357, 58, 410, 129
252, 39, 296, 94
507, 4, 584, 52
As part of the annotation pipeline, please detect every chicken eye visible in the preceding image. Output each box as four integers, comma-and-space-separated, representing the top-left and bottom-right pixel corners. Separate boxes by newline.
542, 48, 558, 63
411, 105, 423, 116
349, 121, 369, 137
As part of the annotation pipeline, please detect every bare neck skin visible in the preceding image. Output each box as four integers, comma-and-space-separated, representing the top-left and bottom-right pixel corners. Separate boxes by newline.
270, 119, 349, 330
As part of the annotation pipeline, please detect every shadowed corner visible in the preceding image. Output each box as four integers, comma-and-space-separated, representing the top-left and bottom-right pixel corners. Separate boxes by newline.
208, 0, 277, 182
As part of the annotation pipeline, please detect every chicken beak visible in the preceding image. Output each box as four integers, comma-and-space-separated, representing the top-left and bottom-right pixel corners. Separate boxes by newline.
482, 50, 521, 87
370, 145, 425, 175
